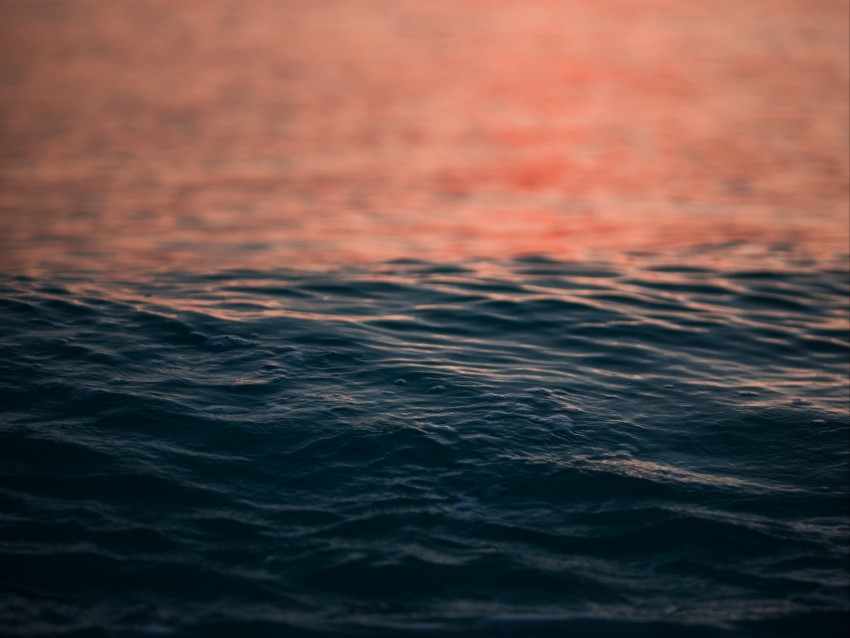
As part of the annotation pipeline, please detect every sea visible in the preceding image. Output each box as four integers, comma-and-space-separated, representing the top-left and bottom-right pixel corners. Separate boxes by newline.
1, 1, 849, 637
1, 247, 848, 637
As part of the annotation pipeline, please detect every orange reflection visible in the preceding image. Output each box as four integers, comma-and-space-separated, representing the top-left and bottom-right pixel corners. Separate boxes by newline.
0, 0, 847, 273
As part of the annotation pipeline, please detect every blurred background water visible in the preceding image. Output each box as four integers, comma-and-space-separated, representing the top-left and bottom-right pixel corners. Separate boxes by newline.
0, 1, 848, 637
0, 0, 847, 271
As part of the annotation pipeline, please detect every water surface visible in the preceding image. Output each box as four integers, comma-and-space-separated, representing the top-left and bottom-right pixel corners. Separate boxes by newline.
0, 2, 848, 637
1, 253, 848, 637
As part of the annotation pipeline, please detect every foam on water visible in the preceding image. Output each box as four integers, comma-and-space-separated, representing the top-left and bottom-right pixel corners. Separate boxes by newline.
0, 254, 848, 637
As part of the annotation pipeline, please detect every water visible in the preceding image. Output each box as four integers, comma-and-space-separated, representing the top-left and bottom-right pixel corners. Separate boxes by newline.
1, 1, 848, 636
1, 252, 847, 637
1, 0, 848, 273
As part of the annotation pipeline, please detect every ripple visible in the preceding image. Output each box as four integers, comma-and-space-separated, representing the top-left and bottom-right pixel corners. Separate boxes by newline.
0, 256, 847, 637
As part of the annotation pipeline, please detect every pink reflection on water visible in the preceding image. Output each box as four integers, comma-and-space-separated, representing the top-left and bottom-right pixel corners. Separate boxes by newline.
0, 0, 847, 273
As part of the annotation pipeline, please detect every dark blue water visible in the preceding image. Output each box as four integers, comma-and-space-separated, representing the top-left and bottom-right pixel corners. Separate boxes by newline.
1, 253, 848, 637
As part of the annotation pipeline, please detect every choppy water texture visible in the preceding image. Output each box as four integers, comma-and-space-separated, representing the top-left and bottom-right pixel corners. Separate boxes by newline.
1, 253, 848, 637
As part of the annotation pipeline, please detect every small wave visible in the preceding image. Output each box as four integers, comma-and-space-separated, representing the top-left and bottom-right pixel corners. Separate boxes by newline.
0, 256, 847, 637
